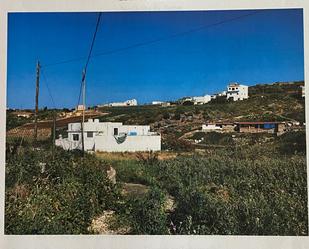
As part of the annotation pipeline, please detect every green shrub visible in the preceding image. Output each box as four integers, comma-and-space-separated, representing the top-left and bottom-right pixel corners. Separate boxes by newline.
124, 187, 169, 235
277, 131, 306, 154
5, 148, 120, 234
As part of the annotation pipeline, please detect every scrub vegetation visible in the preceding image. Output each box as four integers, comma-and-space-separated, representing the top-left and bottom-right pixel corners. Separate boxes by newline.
5, 81, 307, 235
5, 130, 307, 235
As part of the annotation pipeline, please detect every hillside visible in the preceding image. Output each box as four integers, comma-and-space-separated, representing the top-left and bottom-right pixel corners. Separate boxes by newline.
95, 81, 305, 148
5, 81, 307, 235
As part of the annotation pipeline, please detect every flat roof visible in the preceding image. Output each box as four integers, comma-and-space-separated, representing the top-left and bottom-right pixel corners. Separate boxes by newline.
205, 122, 234, 125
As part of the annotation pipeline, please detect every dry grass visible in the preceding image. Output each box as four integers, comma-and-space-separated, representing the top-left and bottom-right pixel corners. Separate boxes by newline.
96, 151, 179, 161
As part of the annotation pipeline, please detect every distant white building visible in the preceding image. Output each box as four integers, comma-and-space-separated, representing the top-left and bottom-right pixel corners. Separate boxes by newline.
191, 95, 212, 105
76, 104, 85, 111
14, 111, 33, 118
202, 123, 222, 131
152, 101, 164, 105
151, 101, 171, 107
226, 83, 249, 101
55, 119, 161, 152
100, 99, 138, 107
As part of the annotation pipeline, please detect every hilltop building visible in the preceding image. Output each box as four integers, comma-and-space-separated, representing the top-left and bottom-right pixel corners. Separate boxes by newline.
100, 99, 138, 107
152, 101, 164, 105
183, 95, 212, 105
151, 101, 171, 107
226, 83, 249, 101
192, 95, 212, 105
55, 119, 161, 152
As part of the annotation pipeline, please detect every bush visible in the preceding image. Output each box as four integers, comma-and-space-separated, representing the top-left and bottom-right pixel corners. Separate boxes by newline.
123, 187, 169, 235
277, 131, 306, 154
5, 148, 120, 234
150, 149, 307, 235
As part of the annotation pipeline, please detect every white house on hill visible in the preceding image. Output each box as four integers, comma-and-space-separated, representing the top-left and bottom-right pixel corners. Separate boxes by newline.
100, 99, 138, 107
183, 95, 212, 105
226, 83, 249, 101
55, 119, 161, 152
192, 95, 212, 105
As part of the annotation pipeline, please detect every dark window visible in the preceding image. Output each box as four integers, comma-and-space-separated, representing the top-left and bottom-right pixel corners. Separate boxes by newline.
114, 128, 118, 135
73, 134, 79, 141
87, 132, 93, 138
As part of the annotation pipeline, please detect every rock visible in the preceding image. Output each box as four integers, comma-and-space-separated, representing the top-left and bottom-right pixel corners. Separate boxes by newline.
88, 210, 131, 235
106, 166, 116, 184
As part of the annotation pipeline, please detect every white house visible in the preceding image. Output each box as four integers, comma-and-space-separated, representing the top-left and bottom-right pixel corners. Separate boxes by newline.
152, 101, 164, 105
185, 95, 212, 105
202, 123, 222, 131
226, 83, 249, 101
100, 99, 138, 107
76, 104, 85, 111
55, 119, 161, 152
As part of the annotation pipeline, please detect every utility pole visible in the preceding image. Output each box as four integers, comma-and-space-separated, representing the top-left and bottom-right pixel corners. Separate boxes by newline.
34, 61, 40, 142
81, 70, 86, 155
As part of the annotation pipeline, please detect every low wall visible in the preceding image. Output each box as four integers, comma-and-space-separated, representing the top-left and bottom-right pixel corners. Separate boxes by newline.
95, 135, 161, 152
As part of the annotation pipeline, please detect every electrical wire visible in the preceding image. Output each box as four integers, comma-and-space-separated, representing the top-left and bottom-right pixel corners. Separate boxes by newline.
77, 12, 102, 106
41, 68, 57, 109
42, 10, 261, 68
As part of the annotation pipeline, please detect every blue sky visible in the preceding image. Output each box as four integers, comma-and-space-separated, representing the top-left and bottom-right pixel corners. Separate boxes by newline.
7, 9, 304, 109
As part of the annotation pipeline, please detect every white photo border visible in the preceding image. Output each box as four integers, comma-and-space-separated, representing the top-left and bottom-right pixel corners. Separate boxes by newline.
0, 1, 308, 248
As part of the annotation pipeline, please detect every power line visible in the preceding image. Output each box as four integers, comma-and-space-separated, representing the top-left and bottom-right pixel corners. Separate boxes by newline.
41, 68, 57, 109
84, 12, 102, 74
77, 12, 102, 106
42, 10, 261, 68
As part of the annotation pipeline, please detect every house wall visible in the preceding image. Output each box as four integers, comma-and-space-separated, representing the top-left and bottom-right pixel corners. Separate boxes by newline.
238, 123, 286, 134
238, 126, 271, 133
94, 134, 161, 152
